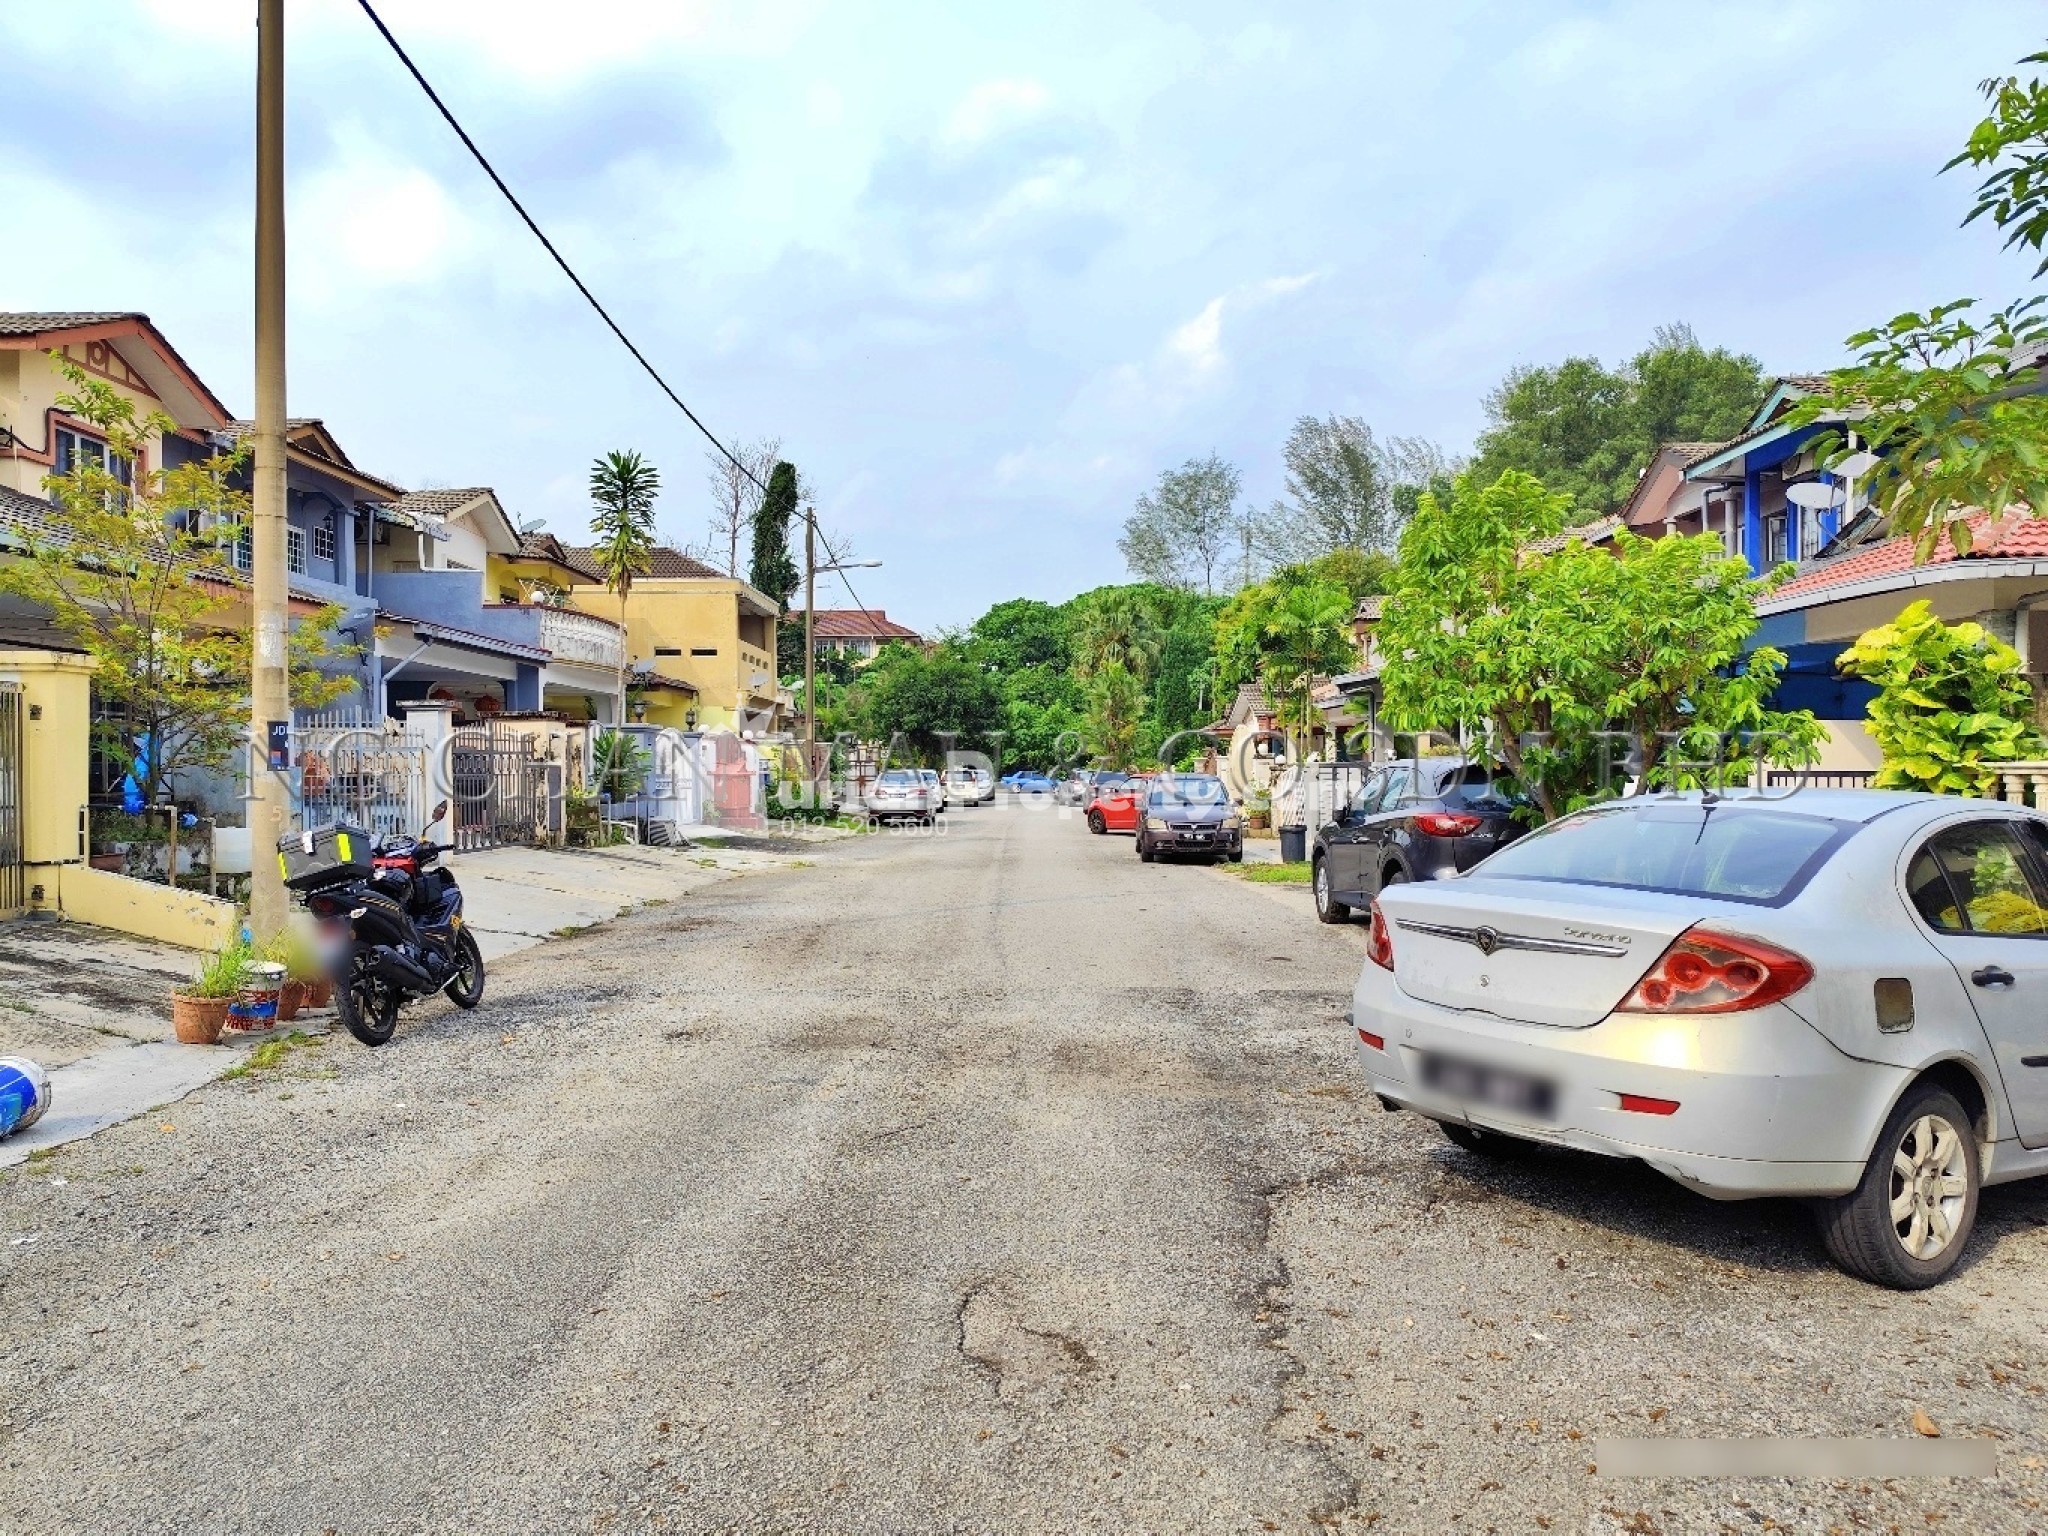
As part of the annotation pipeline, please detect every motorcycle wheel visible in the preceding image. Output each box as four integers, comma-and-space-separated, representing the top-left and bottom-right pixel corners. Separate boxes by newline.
444, 928, 486, 1010
336, 955, 400, 1047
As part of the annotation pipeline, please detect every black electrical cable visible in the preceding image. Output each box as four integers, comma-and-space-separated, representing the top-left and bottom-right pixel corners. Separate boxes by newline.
353, 0, 764, 494
354, 0, 878, 622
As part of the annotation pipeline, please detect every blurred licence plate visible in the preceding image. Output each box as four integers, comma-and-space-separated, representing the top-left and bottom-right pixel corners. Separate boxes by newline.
1417, 1052, 1555, 1120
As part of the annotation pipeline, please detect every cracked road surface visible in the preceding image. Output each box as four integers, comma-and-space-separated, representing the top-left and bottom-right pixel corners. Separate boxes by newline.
7, 801, 2048, 1533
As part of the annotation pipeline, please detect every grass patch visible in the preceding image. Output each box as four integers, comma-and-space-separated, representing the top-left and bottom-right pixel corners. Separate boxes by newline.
220, 1030, 323, 1081
24, 1145, 59, 1164
1226, 861, 1313, 884
551, 923, 596, 939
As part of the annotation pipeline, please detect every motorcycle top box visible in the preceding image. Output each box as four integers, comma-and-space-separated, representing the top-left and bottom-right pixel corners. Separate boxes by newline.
277, 822, 376, 891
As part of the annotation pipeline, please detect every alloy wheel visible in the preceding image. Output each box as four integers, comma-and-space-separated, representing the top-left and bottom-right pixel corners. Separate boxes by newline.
1890, 1113, 1969, 1260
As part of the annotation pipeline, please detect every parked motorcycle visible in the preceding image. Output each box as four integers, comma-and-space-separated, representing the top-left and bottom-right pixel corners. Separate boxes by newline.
279, 802, 485, 1046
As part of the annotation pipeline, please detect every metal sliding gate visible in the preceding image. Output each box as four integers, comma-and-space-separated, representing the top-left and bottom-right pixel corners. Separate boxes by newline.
450, 720, 546, 851
0, 685, 21, 918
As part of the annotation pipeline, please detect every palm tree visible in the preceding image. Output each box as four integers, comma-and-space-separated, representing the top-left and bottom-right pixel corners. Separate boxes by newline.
1261, 580, 1353, 758
589, 450, 661, 724
1073, 590, 1163, 681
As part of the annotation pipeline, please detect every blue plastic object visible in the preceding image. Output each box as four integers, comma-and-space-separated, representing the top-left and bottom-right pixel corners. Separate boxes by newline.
0, 1057, 52, 1138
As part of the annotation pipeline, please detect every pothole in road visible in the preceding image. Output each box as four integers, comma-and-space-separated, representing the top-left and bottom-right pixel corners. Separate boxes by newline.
958, 1279, 1098, 1401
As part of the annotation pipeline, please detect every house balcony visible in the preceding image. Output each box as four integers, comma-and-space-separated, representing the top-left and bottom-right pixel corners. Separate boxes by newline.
367, 570, 627, 675
541, 606, 625, 670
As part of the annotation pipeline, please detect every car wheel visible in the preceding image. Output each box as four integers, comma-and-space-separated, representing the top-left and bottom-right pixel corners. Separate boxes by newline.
1440, 1121, 1526, 1157
1139, 838, 1155, 863
1314, 857, 1352, 924
1227, 849, 1243, 863
1818, 1080, 1980, 1289
1381, 866, 1408, 890
1087, 810, 1106, 835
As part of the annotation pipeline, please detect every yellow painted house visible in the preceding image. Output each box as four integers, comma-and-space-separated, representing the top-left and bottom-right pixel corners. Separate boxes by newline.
483, 543, 784, 734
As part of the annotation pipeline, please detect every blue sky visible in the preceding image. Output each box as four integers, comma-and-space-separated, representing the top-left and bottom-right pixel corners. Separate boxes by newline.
2, 1, 2040, 630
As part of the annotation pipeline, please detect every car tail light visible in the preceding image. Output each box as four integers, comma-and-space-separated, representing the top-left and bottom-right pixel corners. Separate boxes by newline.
1356, 1026, 1385, 1051
1367, 899, 1394, 971
1414, 811, 1484, 837
1616, 926, 1812, 1014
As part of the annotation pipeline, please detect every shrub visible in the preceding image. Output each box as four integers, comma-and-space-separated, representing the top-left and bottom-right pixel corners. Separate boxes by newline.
1837, 599, 2044, 795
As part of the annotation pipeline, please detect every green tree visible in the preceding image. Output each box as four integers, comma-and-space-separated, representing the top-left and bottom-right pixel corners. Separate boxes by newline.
1072, 587, 1164, 679
1836, 600, 2042, 795
852, 644, 1004, 764
1082, 661, 1148, 768
747, 461, 804, 678
1470, 327, 1765, 520
964, 598, 1071, 675
1795, 49, 2048, 551
588, 449, 661, 723
0, 357, 358, 881
1119, 453, 1243, 594
1257, 579, 1354, 756
1378, 470, 1818, 820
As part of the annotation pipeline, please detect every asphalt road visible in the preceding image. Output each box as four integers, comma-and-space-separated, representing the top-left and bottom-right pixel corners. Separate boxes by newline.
6, 798, 2048, 1534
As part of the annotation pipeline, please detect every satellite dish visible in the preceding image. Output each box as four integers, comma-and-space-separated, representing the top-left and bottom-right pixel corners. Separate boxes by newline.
1785, 480, 1846, 510
1835, 450, 1879, 481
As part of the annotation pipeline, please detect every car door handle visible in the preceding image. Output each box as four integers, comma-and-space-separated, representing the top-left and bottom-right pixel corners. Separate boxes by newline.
1972, 965, 2016, 989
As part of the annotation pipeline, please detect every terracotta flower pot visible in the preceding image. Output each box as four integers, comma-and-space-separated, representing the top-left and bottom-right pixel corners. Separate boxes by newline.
277, 979, 309, 1022
307, 976, 333, 1010
170, 992, 231, 1045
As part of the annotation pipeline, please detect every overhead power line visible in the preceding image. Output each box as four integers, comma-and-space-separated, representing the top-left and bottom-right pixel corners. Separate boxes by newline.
354, 0, 879, 631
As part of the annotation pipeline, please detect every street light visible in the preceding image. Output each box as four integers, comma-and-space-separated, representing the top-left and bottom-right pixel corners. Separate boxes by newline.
802, 502, 880, 806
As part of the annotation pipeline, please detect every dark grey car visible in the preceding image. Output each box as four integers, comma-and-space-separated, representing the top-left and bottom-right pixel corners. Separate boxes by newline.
1136, 774, 1244, 864
1312, 756, 1524, 922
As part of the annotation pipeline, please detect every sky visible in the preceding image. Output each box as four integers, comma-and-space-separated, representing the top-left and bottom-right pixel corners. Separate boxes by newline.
2, 1, 2042, 631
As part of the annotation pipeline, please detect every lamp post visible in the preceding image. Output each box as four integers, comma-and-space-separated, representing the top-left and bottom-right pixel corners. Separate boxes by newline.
801, 502, 879, 807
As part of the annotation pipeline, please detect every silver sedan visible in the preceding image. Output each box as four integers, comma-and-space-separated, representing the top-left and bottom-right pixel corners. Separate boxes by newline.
862, 769, 936, 826
1352, 789, 2048, 1288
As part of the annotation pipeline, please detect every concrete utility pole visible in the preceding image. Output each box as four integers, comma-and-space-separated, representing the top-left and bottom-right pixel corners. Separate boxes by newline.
803, 505, 817, 803
248, 0, 291, 942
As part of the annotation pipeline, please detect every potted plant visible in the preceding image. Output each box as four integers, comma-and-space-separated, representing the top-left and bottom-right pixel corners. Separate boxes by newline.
171, 937, 252, 1045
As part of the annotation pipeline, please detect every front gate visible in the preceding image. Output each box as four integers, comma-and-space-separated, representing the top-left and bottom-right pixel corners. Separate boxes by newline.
0, 686, 21, 917
451, 720, 545, 851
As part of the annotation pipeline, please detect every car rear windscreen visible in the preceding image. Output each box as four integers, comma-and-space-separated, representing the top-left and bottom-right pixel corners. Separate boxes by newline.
1473, 802, 1853, 905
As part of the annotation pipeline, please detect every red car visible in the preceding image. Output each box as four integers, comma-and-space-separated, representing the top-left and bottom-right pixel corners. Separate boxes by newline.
1085, 775, 1150, 834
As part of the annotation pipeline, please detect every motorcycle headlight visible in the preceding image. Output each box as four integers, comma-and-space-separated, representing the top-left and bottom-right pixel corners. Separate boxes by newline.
1145, 815, 1171, 831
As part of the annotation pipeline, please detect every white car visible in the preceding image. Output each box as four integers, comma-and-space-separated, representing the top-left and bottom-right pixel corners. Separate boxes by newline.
944, 766, 994, 806
1353, 789, 2048, 1288
919, 768, 948, 812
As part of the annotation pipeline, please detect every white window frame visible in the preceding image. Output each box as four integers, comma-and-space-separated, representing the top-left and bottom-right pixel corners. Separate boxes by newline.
286, 525, 308, 575
233, 526, 253, 572
310, 521, 336, 563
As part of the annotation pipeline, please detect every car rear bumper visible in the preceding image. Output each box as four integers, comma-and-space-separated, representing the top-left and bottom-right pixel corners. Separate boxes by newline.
1351, 967, 1905, 1199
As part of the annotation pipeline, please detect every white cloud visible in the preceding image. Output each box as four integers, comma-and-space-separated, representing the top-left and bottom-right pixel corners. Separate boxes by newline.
941, 78, 1051, 150
292, 124, 480, 302
1165, 296, 1227, 376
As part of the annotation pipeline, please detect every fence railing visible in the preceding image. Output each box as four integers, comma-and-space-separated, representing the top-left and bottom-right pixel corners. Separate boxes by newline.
292, 710, 431, 838
1986, 761, 2048, 809
1761, 768, 1879, 790
1278, 760, 1370, 831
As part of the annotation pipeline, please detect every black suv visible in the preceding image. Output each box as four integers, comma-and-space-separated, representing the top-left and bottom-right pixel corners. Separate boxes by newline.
1311, 756, 1524, 923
